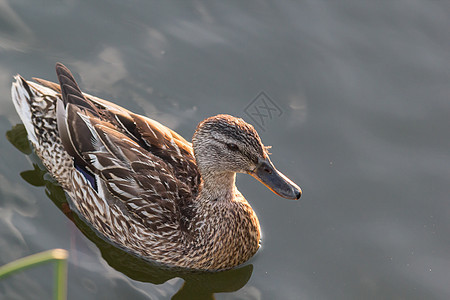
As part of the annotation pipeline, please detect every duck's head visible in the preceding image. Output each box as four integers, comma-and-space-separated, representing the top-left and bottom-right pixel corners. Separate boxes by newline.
193, 114, 301, 200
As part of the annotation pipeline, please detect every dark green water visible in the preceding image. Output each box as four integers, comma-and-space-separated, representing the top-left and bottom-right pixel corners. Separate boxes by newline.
1, 1, 450, 299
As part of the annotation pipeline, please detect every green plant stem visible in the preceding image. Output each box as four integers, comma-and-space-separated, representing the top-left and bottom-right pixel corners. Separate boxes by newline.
54, 254, 68, 300
0, 249, 68, 300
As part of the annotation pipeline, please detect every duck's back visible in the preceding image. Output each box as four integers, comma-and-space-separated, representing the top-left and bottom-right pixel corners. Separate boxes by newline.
33, 72, 200, 194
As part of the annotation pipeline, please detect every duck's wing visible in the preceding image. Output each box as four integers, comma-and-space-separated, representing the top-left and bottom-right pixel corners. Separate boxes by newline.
35, 65, 200, 194
52, 63, 197, 232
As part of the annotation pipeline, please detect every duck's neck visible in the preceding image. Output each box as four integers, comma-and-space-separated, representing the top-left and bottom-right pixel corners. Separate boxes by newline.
190, 169, 261, 270
198, 171, 237, 202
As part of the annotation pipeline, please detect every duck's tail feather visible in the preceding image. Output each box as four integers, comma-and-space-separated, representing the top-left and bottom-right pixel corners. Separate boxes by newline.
11, 75, 39, 145
11, 75, 76, 188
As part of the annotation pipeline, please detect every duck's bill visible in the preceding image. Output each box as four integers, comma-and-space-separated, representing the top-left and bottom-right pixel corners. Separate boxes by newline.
250, 158, 302, 200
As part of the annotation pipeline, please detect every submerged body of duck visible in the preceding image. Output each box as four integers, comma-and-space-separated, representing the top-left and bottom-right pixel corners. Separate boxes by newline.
11, 63, 301, 270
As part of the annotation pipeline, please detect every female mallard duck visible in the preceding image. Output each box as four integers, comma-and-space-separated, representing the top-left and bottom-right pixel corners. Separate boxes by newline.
11, 63, 301, 271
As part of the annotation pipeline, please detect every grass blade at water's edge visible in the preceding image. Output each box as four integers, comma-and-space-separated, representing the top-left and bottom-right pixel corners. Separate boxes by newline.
0, 249, 68, 300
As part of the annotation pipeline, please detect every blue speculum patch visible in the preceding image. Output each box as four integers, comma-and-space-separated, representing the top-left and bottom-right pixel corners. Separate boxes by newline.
75, 164, 97, 191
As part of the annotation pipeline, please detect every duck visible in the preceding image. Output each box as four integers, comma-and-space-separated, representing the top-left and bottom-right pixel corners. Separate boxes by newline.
11, 63, 301, 271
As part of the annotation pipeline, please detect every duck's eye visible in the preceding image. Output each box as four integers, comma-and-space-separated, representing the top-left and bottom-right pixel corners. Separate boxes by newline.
226, 143, 239, 152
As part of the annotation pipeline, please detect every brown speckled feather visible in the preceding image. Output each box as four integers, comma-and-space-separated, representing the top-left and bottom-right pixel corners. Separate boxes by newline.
51, 64, 199, 236
34, 76, 200, 194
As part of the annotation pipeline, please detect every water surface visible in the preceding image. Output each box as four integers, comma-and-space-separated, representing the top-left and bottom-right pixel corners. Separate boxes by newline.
1, 1, 450, 299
